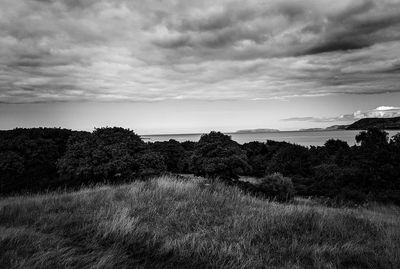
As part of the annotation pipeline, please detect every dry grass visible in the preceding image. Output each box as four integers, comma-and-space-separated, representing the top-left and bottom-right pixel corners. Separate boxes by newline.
0, 175, 399, 268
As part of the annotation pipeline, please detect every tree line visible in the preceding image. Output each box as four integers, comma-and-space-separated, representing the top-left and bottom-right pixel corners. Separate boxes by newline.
1, 127, 399, 204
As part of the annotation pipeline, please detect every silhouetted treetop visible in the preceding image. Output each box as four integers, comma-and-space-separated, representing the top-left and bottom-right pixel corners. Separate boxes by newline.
356, 128, 389, 148
191, 132, 250, 180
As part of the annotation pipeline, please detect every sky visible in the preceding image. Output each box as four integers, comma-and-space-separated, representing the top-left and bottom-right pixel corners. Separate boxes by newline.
0, 0, 400, 134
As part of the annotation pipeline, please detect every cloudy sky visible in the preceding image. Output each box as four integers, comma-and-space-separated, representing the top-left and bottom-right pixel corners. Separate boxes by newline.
0, 0, 400, 133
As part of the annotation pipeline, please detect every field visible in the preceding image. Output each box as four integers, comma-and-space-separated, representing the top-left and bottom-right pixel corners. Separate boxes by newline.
1, 176, 399, 269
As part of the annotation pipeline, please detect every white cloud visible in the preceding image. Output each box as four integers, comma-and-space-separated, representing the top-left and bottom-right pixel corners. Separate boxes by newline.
353, 106, 400, 119
375, 106, 400, 111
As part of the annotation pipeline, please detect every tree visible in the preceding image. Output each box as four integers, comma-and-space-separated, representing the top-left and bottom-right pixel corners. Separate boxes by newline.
191, 132, 250, 180
136, 151, 166, 178
0, 151, 24, 193
266, 144, 311, 177
0, 129, 62, 193
242, 142, 272, 177
177, 141, 197, 174
324, 139, 349, 155
355, 128, 388, 149
57, 127, 149, 183
150, 140, 185, 172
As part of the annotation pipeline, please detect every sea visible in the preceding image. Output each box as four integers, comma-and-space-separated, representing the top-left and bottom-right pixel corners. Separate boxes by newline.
141, 130, 400, 147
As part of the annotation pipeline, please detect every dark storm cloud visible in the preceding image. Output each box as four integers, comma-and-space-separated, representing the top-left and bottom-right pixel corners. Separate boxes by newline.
306, 41, 370, 55
305, 8, 400, 55
0, 0, 399, 103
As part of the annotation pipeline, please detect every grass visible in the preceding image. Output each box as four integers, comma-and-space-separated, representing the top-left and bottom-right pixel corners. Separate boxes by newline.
0, 176, 399, 269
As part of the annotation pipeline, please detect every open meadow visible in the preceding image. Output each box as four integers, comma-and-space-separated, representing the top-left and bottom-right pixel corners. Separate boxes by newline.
1, 176, 399, 269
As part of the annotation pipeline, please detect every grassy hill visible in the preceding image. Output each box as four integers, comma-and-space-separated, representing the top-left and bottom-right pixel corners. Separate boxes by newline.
1, 176, 399, 269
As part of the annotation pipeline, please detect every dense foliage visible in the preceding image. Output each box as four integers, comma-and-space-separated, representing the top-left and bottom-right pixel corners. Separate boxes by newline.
257, 173, 295, 202
57, 127, 164, 184
191, 132, 251, 180
0, 128, 75, 193
1, 127, 399, 204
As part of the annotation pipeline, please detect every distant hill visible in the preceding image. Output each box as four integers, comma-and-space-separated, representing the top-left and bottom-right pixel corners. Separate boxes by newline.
235, 128, 280, 133
345, 117, 400, 130
325, 125, 348, 130
236, 117, 400, 133
299, 128, 325, 131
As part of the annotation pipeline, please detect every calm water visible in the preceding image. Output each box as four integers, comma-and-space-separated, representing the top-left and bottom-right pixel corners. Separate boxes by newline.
141, 130, 400, 147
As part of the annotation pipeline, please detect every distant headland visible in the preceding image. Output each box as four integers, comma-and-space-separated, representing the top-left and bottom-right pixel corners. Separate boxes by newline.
235, 117, 400, 134
234, 128, 281, 133
344, 117, 400, 130
323, 117, 400, 131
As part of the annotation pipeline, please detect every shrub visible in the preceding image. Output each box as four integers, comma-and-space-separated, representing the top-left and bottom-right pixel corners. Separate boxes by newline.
0, 151, 24, 193
191, 132, 251, 180
0, 128, 68, 193
266, 144, 312, 177
324, 139, 350, 155
356, 128, 389, 148
136, 151, 167, 178
311, 164, 371, 204
241, 141, 271, 177
57, 127, 146, 183
150, 140, 184, 173
256, 173, 295, 202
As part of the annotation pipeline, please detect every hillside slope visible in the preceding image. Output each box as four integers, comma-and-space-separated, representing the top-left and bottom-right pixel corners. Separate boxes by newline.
1, 176, 399, 269
346, 117, 400, 130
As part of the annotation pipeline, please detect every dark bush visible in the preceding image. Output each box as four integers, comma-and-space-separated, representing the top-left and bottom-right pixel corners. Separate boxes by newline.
191, 132, 251, 180
150, 140, 184, 173
1, 127, 400, 205
256, 173, 295, 202
0, 151, 24, 193
356, 128, 389, 149
266, 144, 312, 177
57, 127, 149, 184
0, 128, 75, 194
136, 151, 167, 178
241, 142, 271, 177
324, 139, 350, 155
